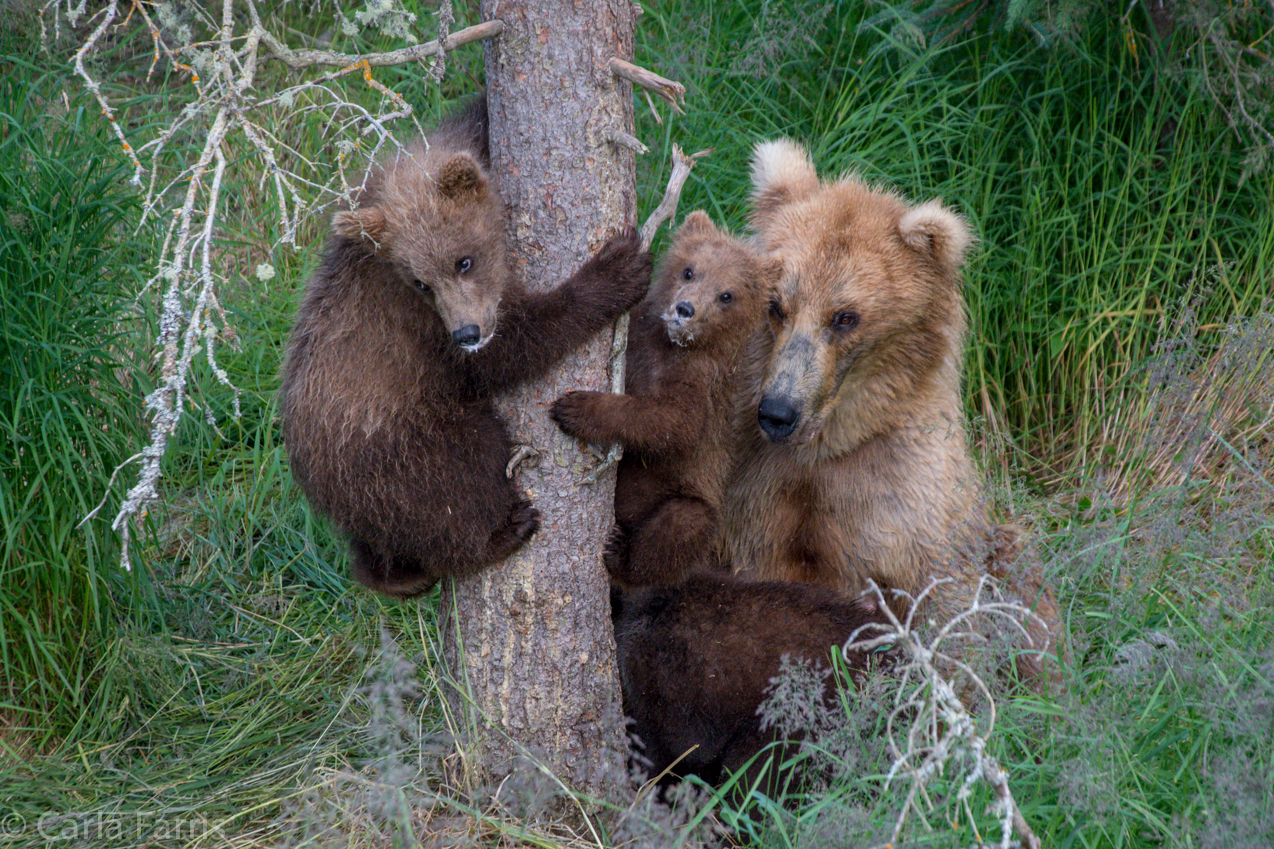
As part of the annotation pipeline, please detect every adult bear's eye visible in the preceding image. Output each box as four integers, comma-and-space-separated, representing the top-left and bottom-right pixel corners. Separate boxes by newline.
413, 279, 429, 292
682, 267, 694, 280
719, 292, 733, 303
768, 299, 786, 322
832, 310, 860, 329
456, 256, 474, 274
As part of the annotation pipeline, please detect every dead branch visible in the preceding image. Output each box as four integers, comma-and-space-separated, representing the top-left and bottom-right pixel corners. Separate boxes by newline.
609, 57, 686, 114
638, 147, 713, 248
258, 20, 505, 71
848, 577, 1045, 849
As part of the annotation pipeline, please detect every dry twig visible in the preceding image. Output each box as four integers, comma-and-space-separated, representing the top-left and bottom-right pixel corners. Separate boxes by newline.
846, 576, 1045, 849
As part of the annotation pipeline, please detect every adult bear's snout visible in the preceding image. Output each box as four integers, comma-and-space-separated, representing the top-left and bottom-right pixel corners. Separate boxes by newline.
758, 396, 800, 441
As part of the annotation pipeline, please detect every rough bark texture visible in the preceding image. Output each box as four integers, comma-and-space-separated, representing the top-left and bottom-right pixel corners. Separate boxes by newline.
439, 0, 637, 800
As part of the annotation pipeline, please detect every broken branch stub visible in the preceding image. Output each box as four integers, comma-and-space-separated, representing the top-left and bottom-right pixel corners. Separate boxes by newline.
609, 57, 686, 115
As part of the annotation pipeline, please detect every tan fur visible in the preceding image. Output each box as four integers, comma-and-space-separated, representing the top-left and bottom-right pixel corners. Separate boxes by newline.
719, 139, 1059, 681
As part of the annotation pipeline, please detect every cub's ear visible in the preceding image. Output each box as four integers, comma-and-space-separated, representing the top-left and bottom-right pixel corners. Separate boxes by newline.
437, 153, 488, 200
749, 139, 819, 232
332, 207, 388, 246
897, 200, 975, 275
678, 209, 720, 238
757, 253, 786, 285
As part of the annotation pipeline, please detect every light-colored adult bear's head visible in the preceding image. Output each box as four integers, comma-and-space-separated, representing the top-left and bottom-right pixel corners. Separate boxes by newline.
653, 210, 781, 348
748, 139, 975, 452
332, 146, 510, 352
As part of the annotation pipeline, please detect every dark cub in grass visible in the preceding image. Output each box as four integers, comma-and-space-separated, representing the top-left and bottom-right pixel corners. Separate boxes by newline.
612, 573, 892, 788
550, 211, 779, 586
280, 98, 651, 597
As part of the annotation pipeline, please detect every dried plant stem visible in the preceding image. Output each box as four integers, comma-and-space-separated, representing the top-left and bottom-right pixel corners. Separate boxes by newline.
848, 577, 1044, 849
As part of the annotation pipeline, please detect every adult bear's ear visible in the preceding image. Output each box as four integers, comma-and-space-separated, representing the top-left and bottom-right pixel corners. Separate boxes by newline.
437, 153, 488, 201
749, 139, 819, 233
678, 209, 720, 237
332, 207, 388, 247
897, 199, 975, 277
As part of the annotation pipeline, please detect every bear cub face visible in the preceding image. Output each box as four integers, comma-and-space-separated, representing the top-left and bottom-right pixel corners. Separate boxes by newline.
332, 152, 510, 352
748, 139, 974, 446
655, 210, 778, 350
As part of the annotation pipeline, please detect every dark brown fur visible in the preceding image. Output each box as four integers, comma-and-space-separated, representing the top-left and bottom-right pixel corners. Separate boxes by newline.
612, 573, 893, 787
279, 99, 651, 597
550, 212, 779, 587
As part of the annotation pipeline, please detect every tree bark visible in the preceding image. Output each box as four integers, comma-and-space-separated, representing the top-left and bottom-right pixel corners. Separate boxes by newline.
439, 0, 637, 802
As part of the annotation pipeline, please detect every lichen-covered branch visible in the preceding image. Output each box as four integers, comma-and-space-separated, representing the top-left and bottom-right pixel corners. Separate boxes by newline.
257, 19, 503, 71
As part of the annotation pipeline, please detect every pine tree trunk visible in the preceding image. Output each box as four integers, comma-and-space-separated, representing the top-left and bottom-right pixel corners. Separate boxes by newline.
439, 0, 636, 801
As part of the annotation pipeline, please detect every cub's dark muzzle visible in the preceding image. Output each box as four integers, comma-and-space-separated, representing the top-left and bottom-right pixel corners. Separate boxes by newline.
452, 324, 481, 348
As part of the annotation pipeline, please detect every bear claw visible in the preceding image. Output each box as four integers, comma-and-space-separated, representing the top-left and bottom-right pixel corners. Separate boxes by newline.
509, 500, 541, 542
591, 227, 652, 306
549, 391, 598, 440
602, 525, 631, 577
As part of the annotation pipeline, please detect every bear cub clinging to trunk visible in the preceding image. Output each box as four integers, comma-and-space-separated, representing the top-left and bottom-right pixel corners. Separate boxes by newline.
280, 98, 651, 597
550, 211, 779, 587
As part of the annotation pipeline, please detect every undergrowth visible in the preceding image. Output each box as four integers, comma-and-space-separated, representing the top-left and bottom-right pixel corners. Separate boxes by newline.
0, 57, 151, 748
1, 1, 1271, 848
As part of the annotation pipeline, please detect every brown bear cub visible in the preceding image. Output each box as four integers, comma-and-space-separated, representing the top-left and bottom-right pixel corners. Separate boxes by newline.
549, 211, 779, 587
279, 98, 651, 598
719, 139, 1059, 681
612, 572, 893, 788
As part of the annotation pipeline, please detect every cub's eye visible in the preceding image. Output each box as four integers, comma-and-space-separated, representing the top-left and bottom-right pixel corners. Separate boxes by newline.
682, 267, 694, 280
768, 299, 786, 321
456, 256, 474, 274
832, 310, 860, 330
718, 291, 733, 304
412, 279, 429, 292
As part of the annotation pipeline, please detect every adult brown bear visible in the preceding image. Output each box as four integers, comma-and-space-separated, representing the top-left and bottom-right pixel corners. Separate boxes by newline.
720, 139, 1059, 680
280, 100, 651, 597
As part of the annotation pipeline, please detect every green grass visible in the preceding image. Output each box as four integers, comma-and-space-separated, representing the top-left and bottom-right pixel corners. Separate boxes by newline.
2, 1, 1272, 847
0, 57, 154, 747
